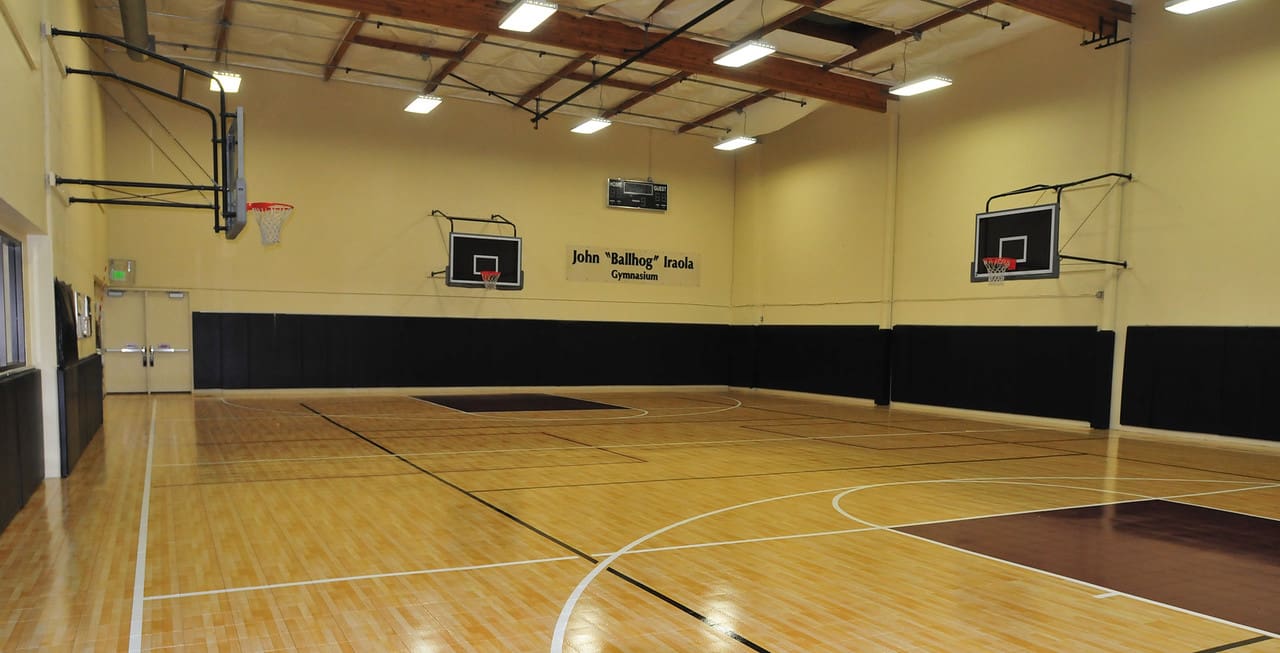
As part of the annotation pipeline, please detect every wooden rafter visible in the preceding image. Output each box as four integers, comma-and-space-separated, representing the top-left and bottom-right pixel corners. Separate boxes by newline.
602, 71, 689, 119
324, 11, 367, 81
299, 0, 889, 112
823, 0, 995, 70
424, 34, 486, 93
743, 0, 836, 42
645, 0, 680, 20
516, 53, 592, 107
994, 0, 1131, 35
214, 0, 235, 62
565, 71, 652, 93
677, 90, 778, 134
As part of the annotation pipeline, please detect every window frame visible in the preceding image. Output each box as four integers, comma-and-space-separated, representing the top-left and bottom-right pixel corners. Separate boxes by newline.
0, 231, 25, 373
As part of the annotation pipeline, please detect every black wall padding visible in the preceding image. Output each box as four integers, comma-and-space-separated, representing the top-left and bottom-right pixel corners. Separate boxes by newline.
892, 325, 1104, 423
193, 313, 730, 390
1121, 327, 1280, 442
745, 325, 888, 400
0, 368, 43, 536
58, 354, 104, 477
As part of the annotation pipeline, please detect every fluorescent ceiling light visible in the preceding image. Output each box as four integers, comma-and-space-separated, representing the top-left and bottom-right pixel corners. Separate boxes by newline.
571, 117, 612, 134
713, 40, 775, 68
209, 71, 241, 93
1164, 0, 1239, 14
500, 0, 557, 32
714, 136, 756, 151
404, 95, 443, 114
889, 75, 952, 96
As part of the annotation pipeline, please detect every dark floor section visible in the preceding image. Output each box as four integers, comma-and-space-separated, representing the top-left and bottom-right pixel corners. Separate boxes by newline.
415, 393, 625, 413
902, 500, 1280, 634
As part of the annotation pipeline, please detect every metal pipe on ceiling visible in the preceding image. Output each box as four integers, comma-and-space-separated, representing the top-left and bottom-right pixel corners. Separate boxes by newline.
118, 0, 151, 60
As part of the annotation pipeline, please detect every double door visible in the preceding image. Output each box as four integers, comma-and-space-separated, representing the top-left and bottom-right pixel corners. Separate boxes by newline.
102, 290, 192, 393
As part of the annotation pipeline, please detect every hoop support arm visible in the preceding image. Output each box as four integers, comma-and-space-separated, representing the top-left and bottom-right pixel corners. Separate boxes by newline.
430, 209, 518, 238
986, 172, 1132, 212
1060, 253, 1127, 268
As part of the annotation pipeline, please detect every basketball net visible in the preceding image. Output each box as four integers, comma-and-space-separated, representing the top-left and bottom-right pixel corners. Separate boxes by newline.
480, 270, 501, 290
248, 202, 294, 246
982, 257, 1016, 284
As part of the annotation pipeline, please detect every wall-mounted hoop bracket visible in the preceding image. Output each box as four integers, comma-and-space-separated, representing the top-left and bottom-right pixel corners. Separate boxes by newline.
429, 209, 519, 278
986, 172, 1132, 270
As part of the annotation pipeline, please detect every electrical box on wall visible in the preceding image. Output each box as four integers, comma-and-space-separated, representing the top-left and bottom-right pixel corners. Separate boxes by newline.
607, 178, 668, 211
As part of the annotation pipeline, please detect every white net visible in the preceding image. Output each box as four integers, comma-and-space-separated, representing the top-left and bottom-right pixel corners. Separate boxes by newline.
982, 257, 1012, 284
250, 203, 294, 246
481, 271, 500, 290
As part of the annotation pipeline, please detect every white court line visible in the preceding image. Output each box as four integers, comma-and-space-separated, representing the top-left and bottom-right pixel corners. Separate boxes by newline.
549, 475, 1278, 652
145, 555, 580, 602
215, 396, 746, 422
151, 426, 1042, 469
127, 400, 158, 653
1095, 591, 1121, 598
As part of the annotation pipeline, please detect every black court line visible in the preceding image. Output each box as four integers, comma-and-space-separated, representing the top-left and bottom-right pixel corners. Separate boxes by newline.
469, 453, 1087, 493
300, 403, 776, 653
1017, 442, 1280, 483
539, 432, 650, 464
1193, 636, 1273, 653
337, 415, 828, 433
190, 437, 359, 445
415, 460, 644, 474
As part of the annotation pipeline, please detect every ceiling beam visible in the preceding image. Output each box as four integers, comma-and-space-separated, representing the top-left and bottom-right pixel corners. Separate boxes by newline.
994, 0, 1131, 35
677, 89, 778, 134
424, 33, 486, 93
516, 53, 592, 107
323, 11, 367, 81
645, 0, 680, 20
214, 0, 235, 61
350, 34, 459, 60
602, 71, 689, 119
743, 0, 837, 41
823, 0, 994, 70
299, 0, 889, 112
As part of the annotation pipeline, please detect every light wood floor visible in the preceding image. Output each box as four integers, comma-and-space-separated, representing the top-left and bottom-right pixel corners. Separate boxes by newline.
1, 390, 1278, 652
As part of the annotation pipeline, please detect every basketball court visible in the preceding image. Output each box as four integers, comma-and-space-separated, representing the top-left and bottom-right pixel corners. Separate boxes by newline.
0, 390, 1275, 651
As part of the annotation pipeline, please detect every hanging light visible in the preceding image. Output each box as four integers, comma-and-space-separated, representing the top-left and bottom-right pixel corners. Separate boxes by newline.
714, 136, 756, 151
889, 75, 952, 96
500, 0, 557, 32
404, 95, 443, 114
571, 117, 612, 134
209, 71, 241, 93
1163, 0, 1239, 13
714, 40, 775, 68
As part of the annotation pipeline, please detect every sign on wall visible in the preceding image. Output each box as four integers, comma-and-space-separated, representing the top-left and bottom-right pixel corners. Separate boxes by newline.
567, 246, 700, 286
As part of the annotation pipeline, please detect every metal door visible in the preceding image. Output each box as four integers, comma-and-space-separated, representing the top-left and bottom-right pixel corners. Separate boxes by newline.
101, 290, 193, 393
101, 290, 148, 393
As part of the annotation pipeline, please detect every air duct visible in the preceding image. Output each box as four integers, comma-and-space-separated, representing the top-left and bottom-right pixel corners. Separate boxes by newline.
118, 0, 151, 61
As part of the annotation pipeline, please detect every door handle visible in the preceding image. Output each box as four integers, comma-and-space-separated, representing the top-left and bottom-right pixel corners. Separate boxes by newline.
106, 345, 145, 353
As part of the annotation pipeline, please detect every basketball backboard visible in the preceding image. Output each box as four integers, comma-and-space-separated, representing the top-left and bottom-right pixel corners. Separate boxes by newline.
223, 107, 247, 240
447, 233, 523, 289
972, 204, 1059, 282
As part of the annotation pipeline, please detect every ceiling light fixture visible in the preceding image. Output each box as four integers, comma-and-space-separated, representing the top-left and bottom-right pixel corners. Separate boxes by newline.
713, 40, 775, 68
714, 136, 756, 151
889, 75, 952, 96
1163, 0, 1239, 14
404, 95, 443, 114
571, 117, 612, 134
499, 0, 557, 32
209, 71, 241, 93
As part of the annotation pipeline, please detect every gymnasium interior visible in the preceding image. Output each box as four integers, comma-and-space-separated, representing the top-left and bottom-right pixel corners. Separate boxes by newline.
0, 0, 1277, 650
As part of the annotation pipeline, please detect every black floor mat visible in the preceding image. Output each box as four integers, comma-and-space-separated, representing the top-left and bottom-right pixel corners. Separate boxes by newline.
414, 393, 625, 412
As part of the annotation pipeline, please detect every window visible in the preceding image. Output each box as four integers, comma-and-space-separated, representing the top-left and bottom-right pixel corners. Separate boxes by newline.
0, 231, 24, 371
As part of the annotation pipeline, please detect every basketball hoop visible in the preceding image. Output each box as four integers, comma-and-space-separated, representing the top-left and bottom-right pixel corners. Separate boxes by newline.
480, 270, 501, 290
247, 202, 294, 246
982, 257, 1017, 284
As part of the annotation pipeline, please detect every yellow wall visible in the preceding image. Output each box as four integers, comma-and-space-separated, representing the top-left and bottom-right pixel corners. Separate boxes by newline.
103, 60, 736, 324
732, 103, 891, 325
0, 0, 107, 359
1119, 0, 1280, 325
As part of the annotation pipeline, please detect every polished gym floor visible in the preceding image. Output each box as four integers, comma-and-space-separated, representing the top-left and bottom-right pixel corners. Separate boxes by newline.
0, 390, 1277, 652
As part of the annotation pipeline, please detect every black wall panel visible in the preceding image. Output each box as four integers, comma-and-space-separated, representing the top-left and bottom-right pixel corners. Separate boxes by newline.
748, 325, 886, 400
194, 313, 730, 390
1122, 327, 1280, 442
59, 355, 102, 478
892, 325, 1105, 423
0, 368, 43, 537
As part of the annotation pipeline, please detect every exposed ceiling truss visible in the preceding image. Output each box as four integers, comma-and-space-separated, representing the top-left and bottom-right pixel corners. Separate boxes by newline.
93, 0, 1132, 138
